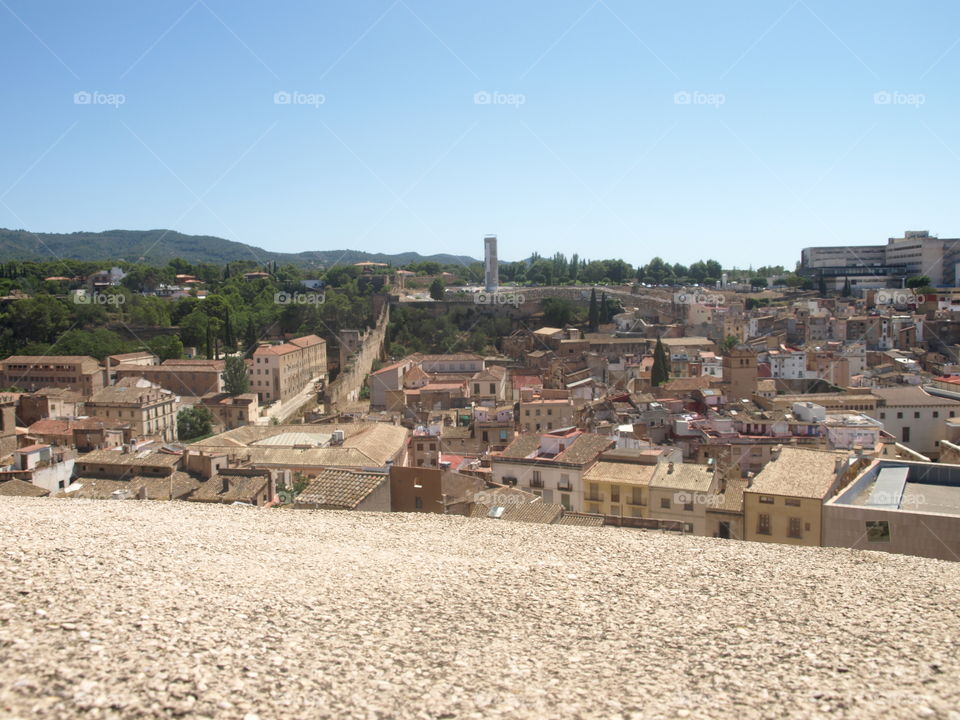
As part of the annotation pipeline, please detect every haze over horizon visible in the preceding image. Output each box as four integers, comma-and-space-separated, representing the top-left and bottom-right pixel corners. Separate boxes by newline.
2, 1, 959, 267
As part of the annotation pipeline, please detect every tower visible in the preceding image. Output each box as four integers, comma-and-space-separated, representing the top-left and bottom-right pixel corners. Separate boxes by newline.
484, 234, 499, 293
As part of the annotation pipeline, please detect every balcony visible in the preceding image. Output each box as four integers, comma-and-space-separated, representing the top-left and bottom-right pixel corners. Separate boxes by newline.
558, 482, 573, 492
585, 492, 604, 503
530, 478, 544, 489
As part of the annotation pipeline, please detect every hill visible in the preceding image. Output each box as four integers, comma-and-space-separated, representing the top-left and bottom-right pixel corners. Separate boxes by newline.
1, 497, 958, 719
0, 228, 480, 267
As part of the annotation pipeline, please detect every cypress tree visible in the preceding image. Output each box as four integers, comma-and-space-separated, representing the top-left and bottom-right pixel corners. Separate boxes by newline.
651, 336, 670, 387
588, 288, 599, 330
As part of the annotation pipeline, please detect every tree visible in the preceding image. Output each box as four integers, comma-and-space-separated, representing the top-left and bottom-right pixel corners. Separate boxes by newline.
651, 336, 670, 387
222, 354, 250, 395
177, 406, 213, 441
906, 275, 931, 289
429, 278, 445, 301
841, 277, 852, 297
588, 288, 599, 330
600, 292, 610, 324
721, 335, 739, 354
750, 276, 768, 289
542, 298, 577, 327
818, 273, 828, 297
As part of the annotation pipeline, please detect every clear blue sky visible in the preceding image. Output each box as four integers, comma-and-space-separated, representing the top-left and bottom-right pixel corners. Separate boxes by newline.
1, 1, 958, 268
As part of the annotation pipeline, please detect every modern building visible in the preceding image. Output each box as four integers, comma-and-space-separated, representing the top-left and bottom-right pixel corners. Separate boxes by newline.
484, 234, 498, 293
865, 385, 960, 457
824, 459, 960, 561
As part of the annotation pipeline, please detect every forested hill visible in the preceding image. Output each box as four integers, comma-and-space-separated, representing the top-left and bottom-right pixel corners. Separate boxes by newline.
0, 228, 478, 267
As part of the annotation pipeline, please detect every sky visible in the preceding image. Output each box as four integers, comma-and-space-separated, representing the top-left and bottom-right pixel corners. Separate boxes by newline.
1, 1, 959, 269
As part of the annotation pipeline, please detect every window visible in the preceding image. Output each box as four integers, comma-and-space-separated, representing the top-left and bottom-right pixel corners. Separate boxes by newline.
560, 493, 571, 511
880, 412, 885, 419
866, 520, 890, 542
531, 470, 543, 488
897, 412, 903, 419
631, 488, 643, 506
759, 495, 774, 504
902, 427, 910, 443
660, 497, 671, 509
914, 411, 920, 419
588, 504, 600, 514
785, 498, 801, 507
558, 474, 572, 491
933, 411, 939, 418
757, 513, 771, 535
787, 517, 802, 539
684, 501, 694, 512
610, 485, 620, 503
414, 496, 423, 509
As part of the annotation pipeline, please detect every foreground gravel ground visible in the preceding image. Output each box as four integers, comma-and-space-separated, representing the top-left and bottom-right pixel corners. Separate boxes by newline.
1, 498, 959, 720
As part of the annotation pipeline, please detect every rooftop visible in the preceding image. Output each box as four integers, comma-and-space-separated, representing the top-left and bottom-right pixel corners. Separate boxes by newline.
747, 447, 848, 499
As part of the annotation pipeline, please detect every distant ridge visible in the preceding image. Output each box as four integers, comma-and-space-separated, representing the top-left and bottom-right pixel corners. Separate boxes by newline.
0, 228, 480, 267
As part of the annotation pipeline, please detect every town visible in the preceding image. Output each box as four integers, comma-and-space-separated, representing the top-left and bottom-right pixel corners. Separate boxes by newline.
1, 230, 958, 562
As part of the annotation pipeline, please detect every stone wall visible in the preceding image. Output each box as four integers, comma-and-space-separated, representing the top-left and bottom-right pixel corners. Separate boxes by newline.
324, 304, 390, 409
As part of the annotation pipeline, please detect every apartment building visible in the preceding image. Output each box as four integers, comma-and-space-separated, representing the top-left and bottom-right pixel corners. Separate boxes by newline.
84, 378, 178, 442
0, 355, 105, 397
648, 461, 717, 536
491, 429, 614, 512
18, 387, 83, 425
744, 447, 854, 547
250, 335, 327, 404
519, 389, 576, 433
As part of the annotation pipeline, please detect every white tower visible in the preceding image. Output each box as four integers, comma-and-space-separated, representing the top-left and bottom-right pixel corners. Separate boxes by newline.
484, 234, 499, 293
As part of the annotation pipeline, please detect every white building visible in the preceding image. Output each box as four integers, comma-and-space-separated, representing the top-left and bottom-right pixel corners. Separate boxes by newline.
484, 234, 499, 293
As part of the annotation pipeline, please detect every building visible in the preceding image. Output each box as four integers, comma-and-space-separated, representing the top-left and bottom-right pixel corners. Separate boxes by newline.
189, 423, 409, 474
293, 468, 391, 511
0, 355, 105, 397
106, 351, 158, 384
519, 390, 576, 433
84, 378, 178, 442
484, 234, 498, 292
198, 393, 259, 430
389, 465, 485, 513
491, 429, 614, 512
0, 444, 75, 493
721, 347, 757, 401
823, 458, 960, 561
116, 359, 224, 397
581, 455, 656, 519
18, 388, 83, 425
866, 385, 960, 457
188, 467, 276, 506
251, 335, 327, 405
647, 461, 717, 535
744, 446, 856, 547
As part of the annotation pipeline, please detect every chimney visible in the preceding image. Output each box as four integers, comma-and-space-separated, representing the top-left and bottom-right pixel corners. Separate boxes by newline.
668, 462, 674, 474
771, 444, 782, 461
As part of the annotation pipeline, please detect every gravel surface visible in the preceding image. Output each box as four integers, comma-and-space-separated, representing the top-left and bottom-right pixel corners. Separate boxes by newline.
1, 497, 959, 720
